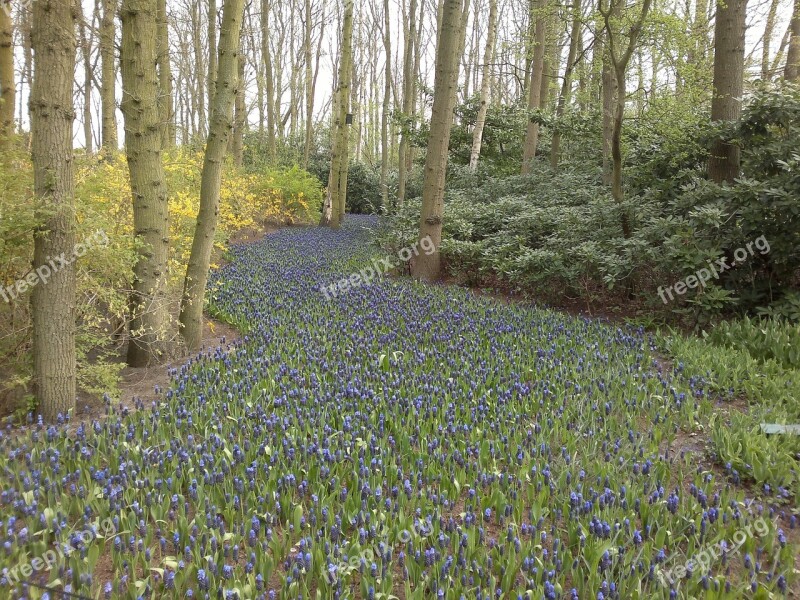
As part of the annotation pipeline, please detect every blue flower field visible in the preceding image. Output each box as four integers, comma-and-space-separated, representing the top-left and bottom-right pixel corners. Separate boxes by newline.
1, 217, 796, 599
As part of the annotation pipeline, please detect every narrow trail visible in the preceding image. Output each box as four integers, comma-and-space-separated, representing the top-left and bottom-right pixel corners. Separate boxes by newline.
0, 217, 794, 599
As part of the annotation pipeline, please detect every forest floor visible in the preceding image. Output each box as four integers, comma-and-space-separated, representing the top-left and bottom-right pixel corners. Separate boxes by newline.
1, 216, 797, 599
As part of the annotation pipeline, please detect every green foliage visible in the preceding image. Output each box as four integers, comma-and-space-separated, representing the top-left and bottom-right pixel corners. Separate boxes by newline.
704, 316, 800, 370
307, 158, 385, 215
385, 85, 800, 325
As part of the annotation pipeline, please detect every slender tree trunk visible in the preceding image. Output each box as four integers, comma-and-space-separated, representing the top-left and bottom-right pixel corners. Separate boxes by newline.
468, 0, 497, 171
521, 0, 548, 174
320, 0, 354, 228
180, 0, 245, 351
303, 0, 314, 166
232, 52, 245, 166
0, 0, 16, 148
412, 0, 468, 281
208, 0, 217, 105
30, 0, 77, 419
78, 4, 93, 154
708, 0, 747, 183
786, 0, 800, 81
121, 0, 171, 367
157, 0, 175, 149
602, 0, 652, 237
762, 0, 779, 80
261, 0, 277, 161
192, 2, 207, 137
100, 0, 118, 152
380, 0, 392, 207
396, 0, 418, 206
551, 3, 581, 169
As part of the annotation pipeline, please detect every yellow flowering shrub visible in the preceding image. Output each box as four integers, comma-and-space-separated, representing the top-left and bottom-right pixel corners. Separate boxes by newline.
0, 146, 319, 413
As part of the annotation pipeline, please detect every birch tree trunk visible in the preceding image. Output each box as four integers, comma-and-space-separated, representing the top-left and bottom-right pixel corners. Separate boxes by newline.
120, 0, 172, 367
411, 0, 468, 281
180, 0, 245, 351
30, 0, 77, 419
468, 0, 497, 171
100, 0, 118, 152
708, 0, 747, 183
0, 0, 16, 149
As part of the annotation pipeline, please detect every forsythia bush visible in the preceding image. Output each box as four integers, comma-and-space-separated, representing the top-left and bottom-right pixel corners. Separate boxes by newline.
0, 146, 319, 414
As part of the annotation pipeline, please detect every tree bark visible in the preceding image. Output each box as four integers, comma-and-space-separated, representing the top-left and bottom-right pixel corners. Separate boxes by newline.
180, 0, 245, 352
99, 0, 118, 152
157, 0, 175, 149
411, 0, 468, 281
468, 0, 497, 171
396, 0, 418, 206
208, 0, 217, 106
78, 2, 94, 154
786, 0, 800, 81
261, 0, 277, 161
303, 0, 314, 166
121, 0, 171, 367
232, 52, 245, 166
521, 0, 547, 174
708, 0, 747, 183
762, 0, 779, 80
551, 2, 581, 169
380, 0, 392, 206
602, 0, 652, 237
0, 0, 16, 148
320, 0, 353, 228
30, 0, 77, 420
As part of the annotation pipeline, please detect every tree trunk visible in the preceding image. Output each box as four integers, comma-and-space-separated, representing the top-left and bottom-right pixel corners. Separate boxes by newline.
786, 0, 800, 81
78, 3, 94, 154
232, 52, 245, 166
320, 0, 353, 228
121, 0, 171, 367
551, 3, 581, 169
380, 0, 392, 207
762, 0, 779, 80
521, 0, 548, 174
192, 2, 207, 137
396, 0, 418, 206
157, 0, 175, 149
303, 0, 314, 166
30, 0, 77, 420
0, 0, 16, 148
180, 0, 245, 352
99, 0, 118, 152
208, 0, 217, 106
708, 0, 747, 183
468, 0, 497, 171
261, 0, 277, 161
411, 0, 468, 281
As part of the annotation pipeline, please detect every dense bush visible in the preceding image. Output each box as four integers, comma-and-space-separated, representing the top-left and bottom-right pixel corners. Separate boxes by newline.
383, 85, 800, 326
